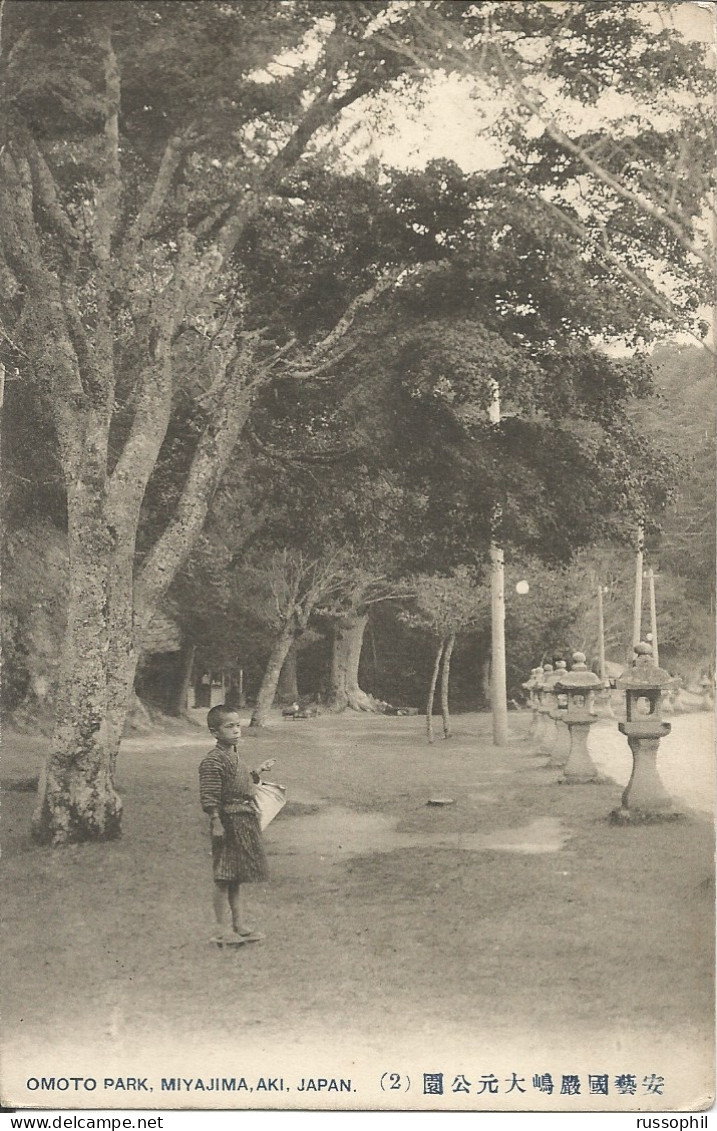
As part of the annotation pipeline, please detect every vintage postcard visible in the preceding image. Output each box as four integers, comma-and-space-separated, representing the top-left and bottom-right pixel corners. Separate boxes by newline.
1, 0, 714, 1118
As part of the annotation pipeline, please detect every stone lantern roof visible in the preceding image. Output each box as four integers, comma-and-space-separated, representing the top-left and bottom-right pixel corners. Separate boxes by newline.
556, 652, 602, 691
542, 661, 566, 691
616, 643, 672, 691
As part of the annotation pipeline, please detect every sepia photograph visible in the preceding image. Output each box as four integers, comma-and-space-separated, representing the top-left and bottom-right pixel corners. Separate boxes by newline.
0, 0, 715, 1118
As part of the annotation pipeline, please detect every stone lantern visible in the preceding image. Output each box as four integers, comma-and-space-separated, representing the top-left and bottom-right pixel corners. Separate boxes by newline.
538, 660, 567, 763
699, 673, 714, 712
664, 675, 684, 715
522, 666, 543, 742
555, 652, 603, 782
534, 663, 554, 754
612, 642, 677, 822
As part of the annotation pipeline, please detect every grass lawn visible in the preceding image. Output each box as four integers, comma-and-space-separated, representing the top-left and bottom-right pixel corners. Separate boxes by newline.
1, 710, 714, 1112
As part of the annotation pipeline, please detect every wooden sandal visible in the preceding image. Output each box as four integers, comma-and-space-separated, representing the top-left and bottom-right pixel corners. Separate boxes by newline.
210, 932, 246, 948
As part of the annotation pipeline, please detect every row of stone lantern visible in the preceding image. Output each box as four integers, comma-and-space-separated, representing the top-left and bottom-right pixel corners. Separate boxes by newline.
524, 655, 602, 780
525, 662, 560, 756
523, 644, 677, 822
525, 661, 567, 764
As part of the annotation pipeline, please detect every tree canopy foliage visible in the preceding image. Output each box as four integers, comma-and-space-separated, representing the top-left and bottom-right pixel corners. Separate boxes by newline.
370, 0, 714, 336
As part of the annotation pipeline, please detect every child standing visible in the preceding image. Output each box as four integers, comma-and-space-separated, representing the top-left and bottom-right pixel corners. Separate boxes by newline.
199, 704, 275, 947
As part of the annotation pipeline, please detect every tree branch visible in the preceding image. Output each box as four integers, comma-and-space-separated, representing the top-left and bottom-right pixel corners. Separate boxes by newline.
491, 40, 713, 271
20, 129, 83, 253
213, 23, 378, 264
374, 5, 712, 274
280, 339, 359, 381
93, 26, 121, 266
315, 267, 404, 356
526, 172, 715, 355
0, 153, 87, 412
59, 274, 94, 378
133, 334, 268, 621
247, 426, 357, 466
120, 131, 190, 269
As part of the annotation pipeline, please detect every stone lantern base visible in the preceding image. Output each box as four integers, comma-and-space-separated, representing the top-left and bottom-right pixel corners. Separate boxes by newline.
609, 806, 684, 825
534, 709, 554, 756
609, 732, 682, 823
554, 719, 597, 779
544, 717, 570, 768
561, 777, 610, 787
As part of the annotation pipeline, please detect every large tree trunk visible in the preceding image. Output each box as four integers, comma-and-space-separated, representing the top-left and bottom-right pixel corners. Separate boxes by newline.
250, 628, 296, 729
32, 468, 122, 845
276, 643, 299, 704
326, 612, 372, 711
